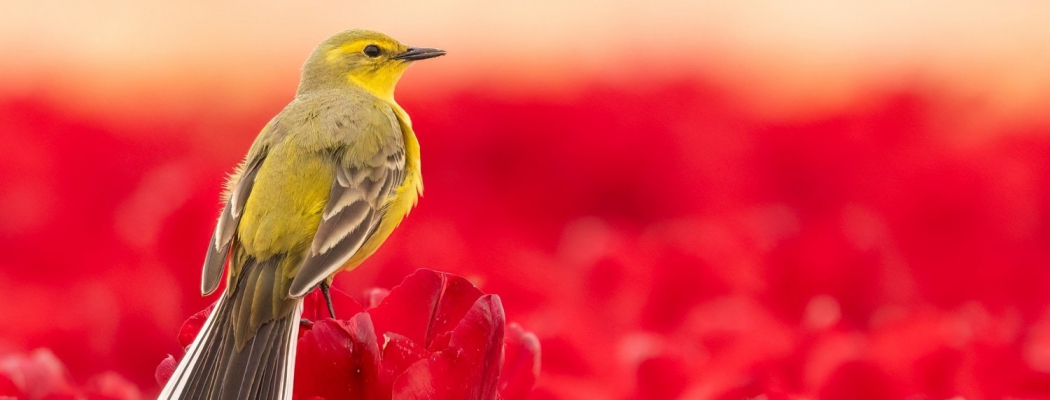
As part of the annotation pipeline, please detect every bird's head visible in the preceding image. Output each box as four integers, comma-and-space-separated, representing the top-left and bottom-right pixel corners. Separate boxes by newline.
299, 29, 445, 101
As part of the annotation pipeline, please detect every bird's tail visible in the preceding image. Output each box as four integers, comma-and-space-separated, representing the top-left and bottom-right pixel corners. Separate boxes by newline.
158, 274, 303, 399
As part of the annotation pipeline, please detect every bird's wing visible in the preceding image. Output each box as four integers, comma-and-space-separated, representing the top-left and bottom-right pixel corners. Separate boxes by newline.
288, 146, 405, 298
200, 156, 266, 295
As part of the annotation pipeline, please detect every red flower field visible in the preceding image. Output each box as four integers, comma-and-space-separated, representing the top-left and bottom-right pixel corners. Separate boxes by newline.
4, 76, 1050, 399
3, 3, 1050, 399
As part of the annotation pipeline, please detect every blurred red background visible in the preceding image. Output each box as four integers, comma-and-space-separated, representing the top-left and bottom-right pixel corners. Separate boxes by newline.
2, 1, 1050, 399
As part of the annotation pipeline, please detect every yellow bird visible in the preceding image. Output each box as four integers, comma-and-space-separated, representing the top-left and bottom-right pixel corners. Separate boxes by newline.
159, 29, 444, 400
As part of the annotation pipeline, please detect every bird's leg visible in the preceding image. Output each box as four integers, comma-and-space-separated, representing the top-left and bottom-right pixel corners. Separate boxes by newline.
320, 281, 337, 319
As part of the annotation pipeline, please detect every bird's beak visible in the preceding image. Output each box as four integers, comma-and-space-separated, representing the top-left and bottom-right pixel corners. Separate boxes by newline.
393, 47, 447, 61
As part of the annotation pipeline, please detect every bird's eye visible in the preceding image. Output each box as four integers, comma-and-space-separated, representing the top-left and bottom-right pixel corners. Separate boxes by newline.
363, 44, 381, 58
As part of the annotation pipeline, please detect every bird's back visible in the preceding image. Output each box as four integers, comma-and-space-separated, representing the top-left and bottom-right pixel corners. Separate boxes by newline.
234, 88, 409, 333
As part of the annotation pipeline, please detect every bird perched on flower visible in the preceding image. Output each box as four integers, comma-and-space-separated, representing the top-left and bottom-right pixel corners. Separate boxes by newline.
158, 29, 444, 400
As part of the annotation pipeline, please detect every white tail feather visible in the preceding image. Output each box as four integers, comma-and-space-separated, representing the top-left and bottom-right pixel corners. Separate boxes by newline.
158, 289, 226, 399
156, 291, 303, 400
281, 301, 303, 400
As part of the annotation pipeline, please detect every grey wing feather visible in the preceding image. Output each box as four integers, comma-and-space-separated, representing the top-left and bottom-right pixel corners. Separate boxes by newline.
201, 157, 265, 295
288, 150, 404, 298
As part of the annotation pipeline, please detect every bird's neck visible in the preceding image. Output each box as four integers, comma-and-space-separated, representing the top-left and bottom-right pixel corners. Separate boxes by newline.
348, 74, 401, 103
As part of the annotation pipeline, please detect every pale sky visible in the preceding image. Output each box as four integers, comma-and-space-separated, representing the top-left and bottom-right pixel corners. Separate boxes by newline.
1, 0, 1048, 121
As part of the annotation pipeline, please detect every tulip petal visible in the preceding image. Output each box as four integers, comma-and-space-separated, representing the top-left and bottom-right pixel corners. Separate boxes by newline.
294, 314, 381, 400
377, 332, 427, 393
300, 284, 364, 322
177, 303, 216, 348
364, 288, 390, 309
392, 294, 506, 400
370, 269, 484, 350
499, 323, 541, 400
154, 354, 177, 386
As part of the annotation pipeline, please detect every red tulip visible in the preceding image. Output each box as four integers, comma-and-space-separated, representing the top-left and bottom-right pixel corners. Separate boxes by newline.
156, 269, 540, 400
